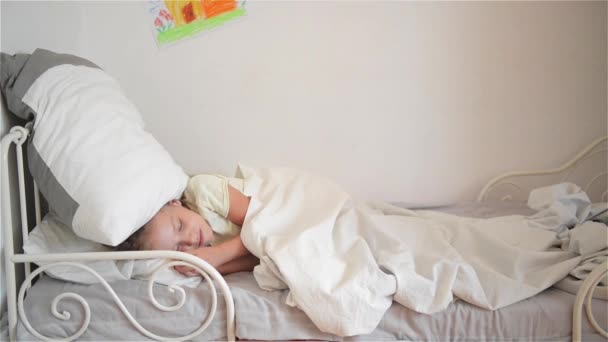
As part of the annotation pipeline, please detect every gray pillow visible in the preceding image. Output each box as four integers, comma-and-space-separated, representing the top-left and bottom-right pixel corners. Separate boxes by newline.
0, 49, 188, 246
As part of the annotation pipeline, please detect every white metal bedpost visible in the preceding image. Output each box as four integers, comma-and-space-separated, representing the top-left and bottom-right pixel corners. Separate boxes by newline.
477, 135, 608, 341
572, 260, 608, 342
1, 126, 28, 342
1, 126, 237, 342
477, 136, 608, 202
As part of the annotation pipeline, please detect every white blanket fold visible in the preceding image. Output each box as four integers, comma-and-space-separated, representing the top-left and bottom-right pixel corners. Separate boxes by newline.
238, 165, 605, 337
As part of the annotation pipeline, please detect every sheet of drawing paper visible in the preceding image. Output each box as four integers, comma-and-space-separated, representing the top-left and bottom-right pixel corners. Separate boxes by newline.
148, 0, 246, 46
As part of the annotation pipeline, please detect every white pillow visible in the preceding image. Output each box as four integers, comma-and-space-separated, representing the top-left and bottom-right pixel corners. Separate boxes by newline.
24, 213, 202, 287
1, 49, 187, 245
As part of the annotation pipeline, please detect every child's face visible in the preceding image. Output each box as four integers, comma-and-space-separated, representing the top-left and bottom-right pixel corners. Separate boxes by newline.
141, 200, 214, 252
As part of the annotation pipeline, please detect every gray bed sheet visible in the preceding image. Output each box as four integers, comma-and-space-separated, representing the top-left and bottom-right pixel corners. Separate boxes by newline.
17, 201, 608, 341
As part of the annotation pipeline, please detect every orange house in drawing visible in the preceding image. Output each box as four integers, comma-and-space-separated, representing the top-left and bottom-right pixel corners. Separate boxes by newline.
164, 0, 236, 26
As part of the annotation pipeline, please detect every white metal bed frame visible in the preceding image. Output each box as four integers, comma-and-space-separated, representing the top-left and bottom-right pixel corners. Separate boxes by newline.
1, 125, 607, 341
477, 135, 608, 342
1, 125, 236, 341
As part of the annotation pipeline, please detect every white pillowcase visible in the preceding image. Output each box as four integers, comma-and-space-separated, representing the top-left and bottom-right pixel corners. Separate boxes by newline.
2, 49, 188, 246
27, 64, 187, 245
24, 213, 202, 287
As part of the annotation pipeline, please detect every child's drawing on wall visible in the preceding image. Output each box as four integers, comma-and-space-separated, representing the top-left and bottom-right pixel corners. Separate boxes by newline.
148, 0, 245, 46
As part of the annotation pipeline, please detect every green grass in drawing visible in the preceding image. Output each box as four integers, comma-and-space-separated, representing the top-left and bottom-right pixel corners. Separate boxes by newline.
157, 7, 246, 44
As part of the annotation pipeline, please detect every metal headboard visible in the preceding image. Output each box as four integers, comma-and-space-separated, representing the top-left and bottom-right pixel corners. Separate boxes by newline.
1, 126, 236, 341
477, 135, 608, 342
478, 136, 608, 203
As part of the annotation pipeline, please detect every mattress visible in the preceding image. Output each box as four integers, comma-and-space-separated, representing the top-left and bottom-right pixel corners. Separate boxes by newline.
17, 201, 608, 341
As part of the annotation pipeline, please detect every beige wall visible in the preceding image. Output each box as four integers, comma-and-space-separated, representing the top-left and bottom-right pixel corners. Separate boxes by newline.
2, 1, 606, 204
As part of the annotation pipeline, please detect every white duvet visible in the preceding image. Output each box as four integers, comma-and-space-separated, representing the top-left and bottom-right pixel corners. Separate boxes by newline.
238, 165, 603, 336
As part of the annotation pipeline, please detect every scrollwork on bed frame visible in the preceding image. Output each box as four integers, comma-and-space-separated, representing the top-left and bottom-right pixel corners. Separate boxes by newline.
572, 260, 608, 342
477, 135, 608, 342
15, 256, 225, 342
477, 136, 608, 203
1, 126, 237, 342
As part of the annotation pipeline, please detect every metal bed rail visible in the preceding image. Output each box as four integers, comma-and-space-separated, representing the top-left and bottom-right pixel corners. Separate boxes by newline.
477, 135, 608, 341
1, 126, 236, 342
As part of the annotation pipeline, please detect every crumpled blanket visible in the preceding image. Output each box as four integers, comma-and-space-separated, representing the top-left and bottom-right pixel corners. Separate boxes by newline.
238, 165, 606, 336
526, 183, 608, 298
561, 222, 607, 285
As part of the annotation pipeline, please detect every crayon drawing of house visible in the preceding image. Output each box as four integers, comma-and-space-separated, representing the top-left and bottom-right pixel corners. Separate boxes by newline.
149, 0, 245, 46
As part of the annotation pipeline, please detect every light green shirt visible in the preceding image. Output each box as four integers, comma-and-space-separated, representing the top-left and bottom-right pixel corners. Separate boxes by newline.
182, 174, 244, 245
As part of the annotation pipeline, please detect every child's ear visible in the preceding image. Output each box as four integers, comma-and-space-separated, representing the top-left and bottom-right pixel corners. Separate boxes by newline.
168, 199, 182, 207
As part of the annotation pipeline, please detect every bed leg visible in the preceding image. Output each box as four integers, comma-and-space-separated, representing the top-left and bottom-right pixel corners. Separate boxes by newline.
572, 260, 608, 342
1, 128, 27, 342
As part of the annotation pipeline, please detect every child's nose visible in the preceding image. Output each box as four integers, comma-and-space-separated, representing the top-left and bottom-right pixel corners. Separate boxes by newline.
188, 231, 198, 247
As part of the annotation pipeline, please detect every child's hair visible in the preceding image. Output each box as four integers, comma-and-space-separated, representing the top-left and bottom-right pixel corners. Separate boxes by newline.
114, 196, 197, 252
115, 227, 146, 251
181, 197, 196, 211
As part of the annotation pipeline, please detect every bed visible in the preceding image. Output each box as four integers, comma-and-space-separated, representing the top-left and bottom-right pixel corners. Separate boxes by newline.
1, 49, 607, 342
1, 123, 606, 341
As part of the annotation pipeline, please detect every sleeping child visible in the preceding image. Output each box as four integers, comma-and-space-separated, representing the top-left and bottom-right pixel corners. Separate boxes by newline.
117, 174, 258, 276
117, 166, 604, 337
116, 167, 606, 337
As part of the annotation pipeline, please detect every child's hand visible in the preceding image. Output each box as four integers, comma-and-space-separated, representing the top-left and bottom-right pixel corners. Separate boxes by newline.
174, 265, 200, 277
173, 247, 213, 277
173, 249, 205, 277
173, 241, 240, 276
